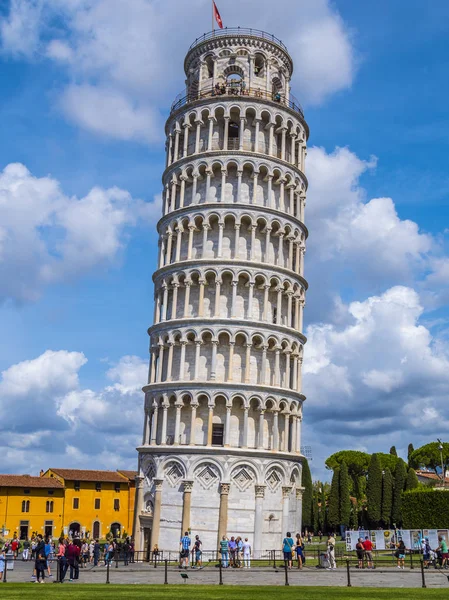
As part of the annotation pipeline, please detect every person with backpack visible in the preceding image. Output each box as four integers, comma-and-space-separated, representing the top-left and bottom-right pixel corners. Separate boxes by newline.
193, 535, 203, 569
282, 531, 294, 569
422, 537, 431, 568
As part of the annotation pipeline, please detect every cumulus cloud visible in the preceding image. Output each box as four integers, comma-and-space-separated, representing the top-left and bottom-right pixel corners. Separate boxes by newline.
0, 351, 146, 472
303, 285, 449, 477
304, 146, 434, 322
0, 162, 155, 303
0, 0, 356, 141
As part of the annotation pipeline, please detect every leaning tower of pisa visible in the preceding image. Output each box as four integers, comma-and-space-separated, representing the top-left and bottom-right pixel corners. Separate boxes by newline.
133, 28, 309, 556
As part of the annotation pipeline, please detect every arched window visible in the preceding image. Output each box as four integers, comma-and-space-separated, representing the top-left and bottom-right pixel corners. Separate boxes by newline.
22, 500, 30, 513
46, 500, 54, 513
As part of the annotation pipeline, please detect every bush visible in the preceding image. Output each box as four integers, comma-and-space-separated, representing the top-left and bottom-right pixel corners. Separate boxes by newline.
402, 489, 449, 528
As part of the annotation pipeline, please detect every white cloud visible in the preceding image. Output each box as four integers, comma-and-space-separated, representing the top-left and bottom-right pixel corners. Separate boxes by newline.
0, 162, 154, 303
0, 349, 146, 471
0, 0, 357, 140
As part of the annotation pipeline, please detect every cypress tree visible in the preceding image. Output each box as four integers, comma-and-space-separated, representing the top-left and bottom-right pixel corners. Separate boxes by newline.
392, 460, 407, 526
390, 446, 397, 456
367, 453, 382, 526
320, 486, 328, 533
339, 461, 351, 526
313, 491, 320, 533
405, 467, 419, 491
349, 500, 358, 529
328, 468, 340, 528
381, 468, 393, 527
408, 443, 417, 468
301, 459, 313, 529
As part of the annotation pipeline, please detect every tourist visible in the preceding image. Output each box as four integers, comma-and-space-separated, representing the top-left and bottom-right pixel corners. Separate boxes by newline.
11, 534, 19, 558
0, 547, 5, 582
242, 537, 251, 568
104, 540, 114, 566
295, 534, 304, 569
220, 535, 229, 568
93, 540, 100, 567
32, 534, 45, 581
44, 537, 53, 578
179, 531, 191, 569
31, 536, 37, 561
22, 538, 30, 561
396, 539, 406, 569
436, 536, 448, 569
123, 537, 130, 566
81, 540, 89, 567
89, 539, 95, 563
129, 538, 135, 563
193, 535, 203, 569
229, 536, 237, 567
57, 537, 67, 582
282, 531, 294, 569
356, 538, 364, 569
318, 530, 323, 542
35, 549, 46, 584
363, 536, 374, 569
236, 536, 243, 567
327, 534, 336, 570
68, 539, 81, 580
422, 537, 431, 568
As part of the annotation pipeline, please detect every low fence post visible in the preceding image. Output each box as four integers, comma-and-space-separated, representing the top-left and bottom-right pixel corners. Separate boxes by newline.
3, 557, 7, 583
273, 549, 276, 569
55, 557, 60, 583
106, 560, 110, 584
420, 559, 426, 589
219, 557, 223, 585
346, 559, 351, 587
115, 550, 119, 569
154, 552, 157, 568
164, 559, 168, 584
410, 551, 414, 570
284, 560, 289, 586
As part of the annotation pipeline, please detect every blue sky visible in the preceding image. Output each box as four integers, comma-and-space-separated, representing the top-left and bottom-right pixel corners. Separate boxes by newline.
0, 0, 448, 480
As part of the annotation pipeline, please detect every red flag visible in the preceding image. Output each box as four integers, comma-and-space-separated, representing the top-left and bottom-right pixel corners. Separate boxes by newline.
213, 1, 223, 29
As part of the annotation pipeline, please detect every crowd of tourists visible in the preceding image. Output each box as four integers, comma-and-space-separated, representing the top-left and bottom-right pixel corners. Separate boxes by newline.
0, 533, 135, 583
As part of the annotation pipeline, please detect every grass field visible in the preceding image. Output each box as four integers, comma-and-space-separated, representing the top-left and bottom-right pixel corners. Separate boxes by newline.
0, 585, 448, 599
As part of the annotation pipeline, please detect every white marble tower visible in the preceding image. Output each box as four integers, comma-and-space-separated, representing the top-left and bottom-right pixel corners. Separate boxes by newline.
133, 27, 309, 556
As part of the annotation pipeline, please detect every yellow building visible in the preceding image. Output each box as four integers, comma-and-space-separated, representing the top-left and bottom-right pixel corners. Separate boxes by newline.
0, 469, 136, 540
0, 474, 64, 540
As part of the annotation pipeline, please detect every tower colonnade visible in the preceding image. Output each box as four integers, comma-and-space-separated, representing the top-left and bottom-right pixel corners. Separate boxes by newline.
134, 28, 309, 555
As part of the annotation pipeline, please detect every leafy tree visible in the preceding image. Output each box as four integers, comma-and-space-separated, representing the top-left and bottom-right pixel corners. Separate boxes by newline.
339, 461, 351, 526
328, 468, 340, 529
325, 450, 370, 500
410, 442, 449, 479
390, 446, 397, 456
312, 491, 320, 533
392, 460, 407, 526
405, 467, 419, 491
376, 452, 406, 473
381, 468, 393, 527
301, 459, 313, 529
367, 454, 382, 526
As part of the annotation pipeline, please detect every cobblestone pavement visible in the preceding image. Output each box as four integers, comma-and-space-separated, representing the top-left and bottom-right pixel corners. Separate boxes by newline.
5, 560, 449, 588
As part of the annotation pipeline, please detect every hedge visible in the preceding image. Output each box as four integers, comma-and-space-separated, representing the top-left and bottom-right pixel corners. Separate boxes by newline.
401, 488, 449, 528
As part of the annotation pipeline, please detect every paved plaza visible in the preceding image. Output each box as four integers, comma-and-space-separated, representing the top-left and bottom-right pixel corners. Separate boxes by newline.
4, 560, 449, 588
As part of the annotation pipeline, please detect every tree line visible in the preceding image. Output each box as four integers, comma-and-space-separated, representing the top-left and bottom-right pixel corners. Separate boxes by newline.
302, 441, 449, 532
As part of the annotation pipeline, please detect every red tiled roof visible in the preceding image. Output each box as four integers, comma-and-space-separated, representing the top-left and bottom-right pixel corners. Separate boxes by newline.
117, 470, 137, 481
0, 474, 63, 488
416, 470, 449, 483
46, 469, 128, 483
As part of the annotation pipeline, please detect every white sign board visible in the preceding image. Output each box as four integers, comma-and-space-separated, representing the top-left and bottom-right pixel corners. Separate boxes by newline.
423, 529, 439, 549
374, 530, 386, 550
397, 529, 412, 549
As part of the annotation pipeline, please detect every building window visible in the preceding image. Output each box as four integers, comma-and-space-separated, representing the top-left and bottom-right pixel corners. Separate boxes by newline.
113, 499, 120, 511
73, 498, 79, 509
46, 500, 54, 513
21, 500, 30, 513
114, 483, 121, 493
47, 490, 54, 495
23, 488, 30, 494
74, 480, 80, 491
95, 482, 101, 492
94, 498, 101, 510
212, 423, 224, 446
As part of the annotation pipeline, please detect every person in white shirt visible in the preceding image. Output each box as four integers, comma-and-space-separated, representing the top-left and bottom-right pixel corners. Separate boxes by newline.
242, 538, 252, 568
327, 535, 336, 570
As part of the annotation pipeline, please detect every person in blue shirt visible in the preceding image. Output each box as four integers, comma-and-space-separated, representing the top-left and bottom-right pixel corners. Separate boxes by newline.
282, 531, 294, 569
179, 532, 191, 569
0, 548, 5, 582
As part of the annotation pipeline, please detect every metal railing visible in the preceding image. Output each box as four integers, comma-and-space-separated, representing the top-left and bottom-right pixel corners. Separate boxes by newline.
188, 28, 289, 53
170, 86, 304, 118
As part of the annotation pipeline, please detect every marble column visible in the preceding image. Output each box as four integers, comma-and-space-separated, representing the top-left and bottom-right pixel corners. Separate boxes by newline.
217, 483, 230, 549
181, 480, 194, 536
149, 479, 164, 551
282, 486, 292, 537
132, 475, 145, 552
254, 485, 266, 557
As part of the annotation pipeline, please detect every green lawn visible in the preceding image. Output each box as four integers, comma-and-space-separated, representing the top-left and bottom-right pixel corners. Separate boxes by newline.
0, 585, 447, 599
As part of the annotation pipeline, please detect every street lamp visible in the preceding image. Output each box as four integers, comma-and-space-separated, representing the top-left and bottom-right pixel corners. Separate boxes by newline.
437, 439, 445, 489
